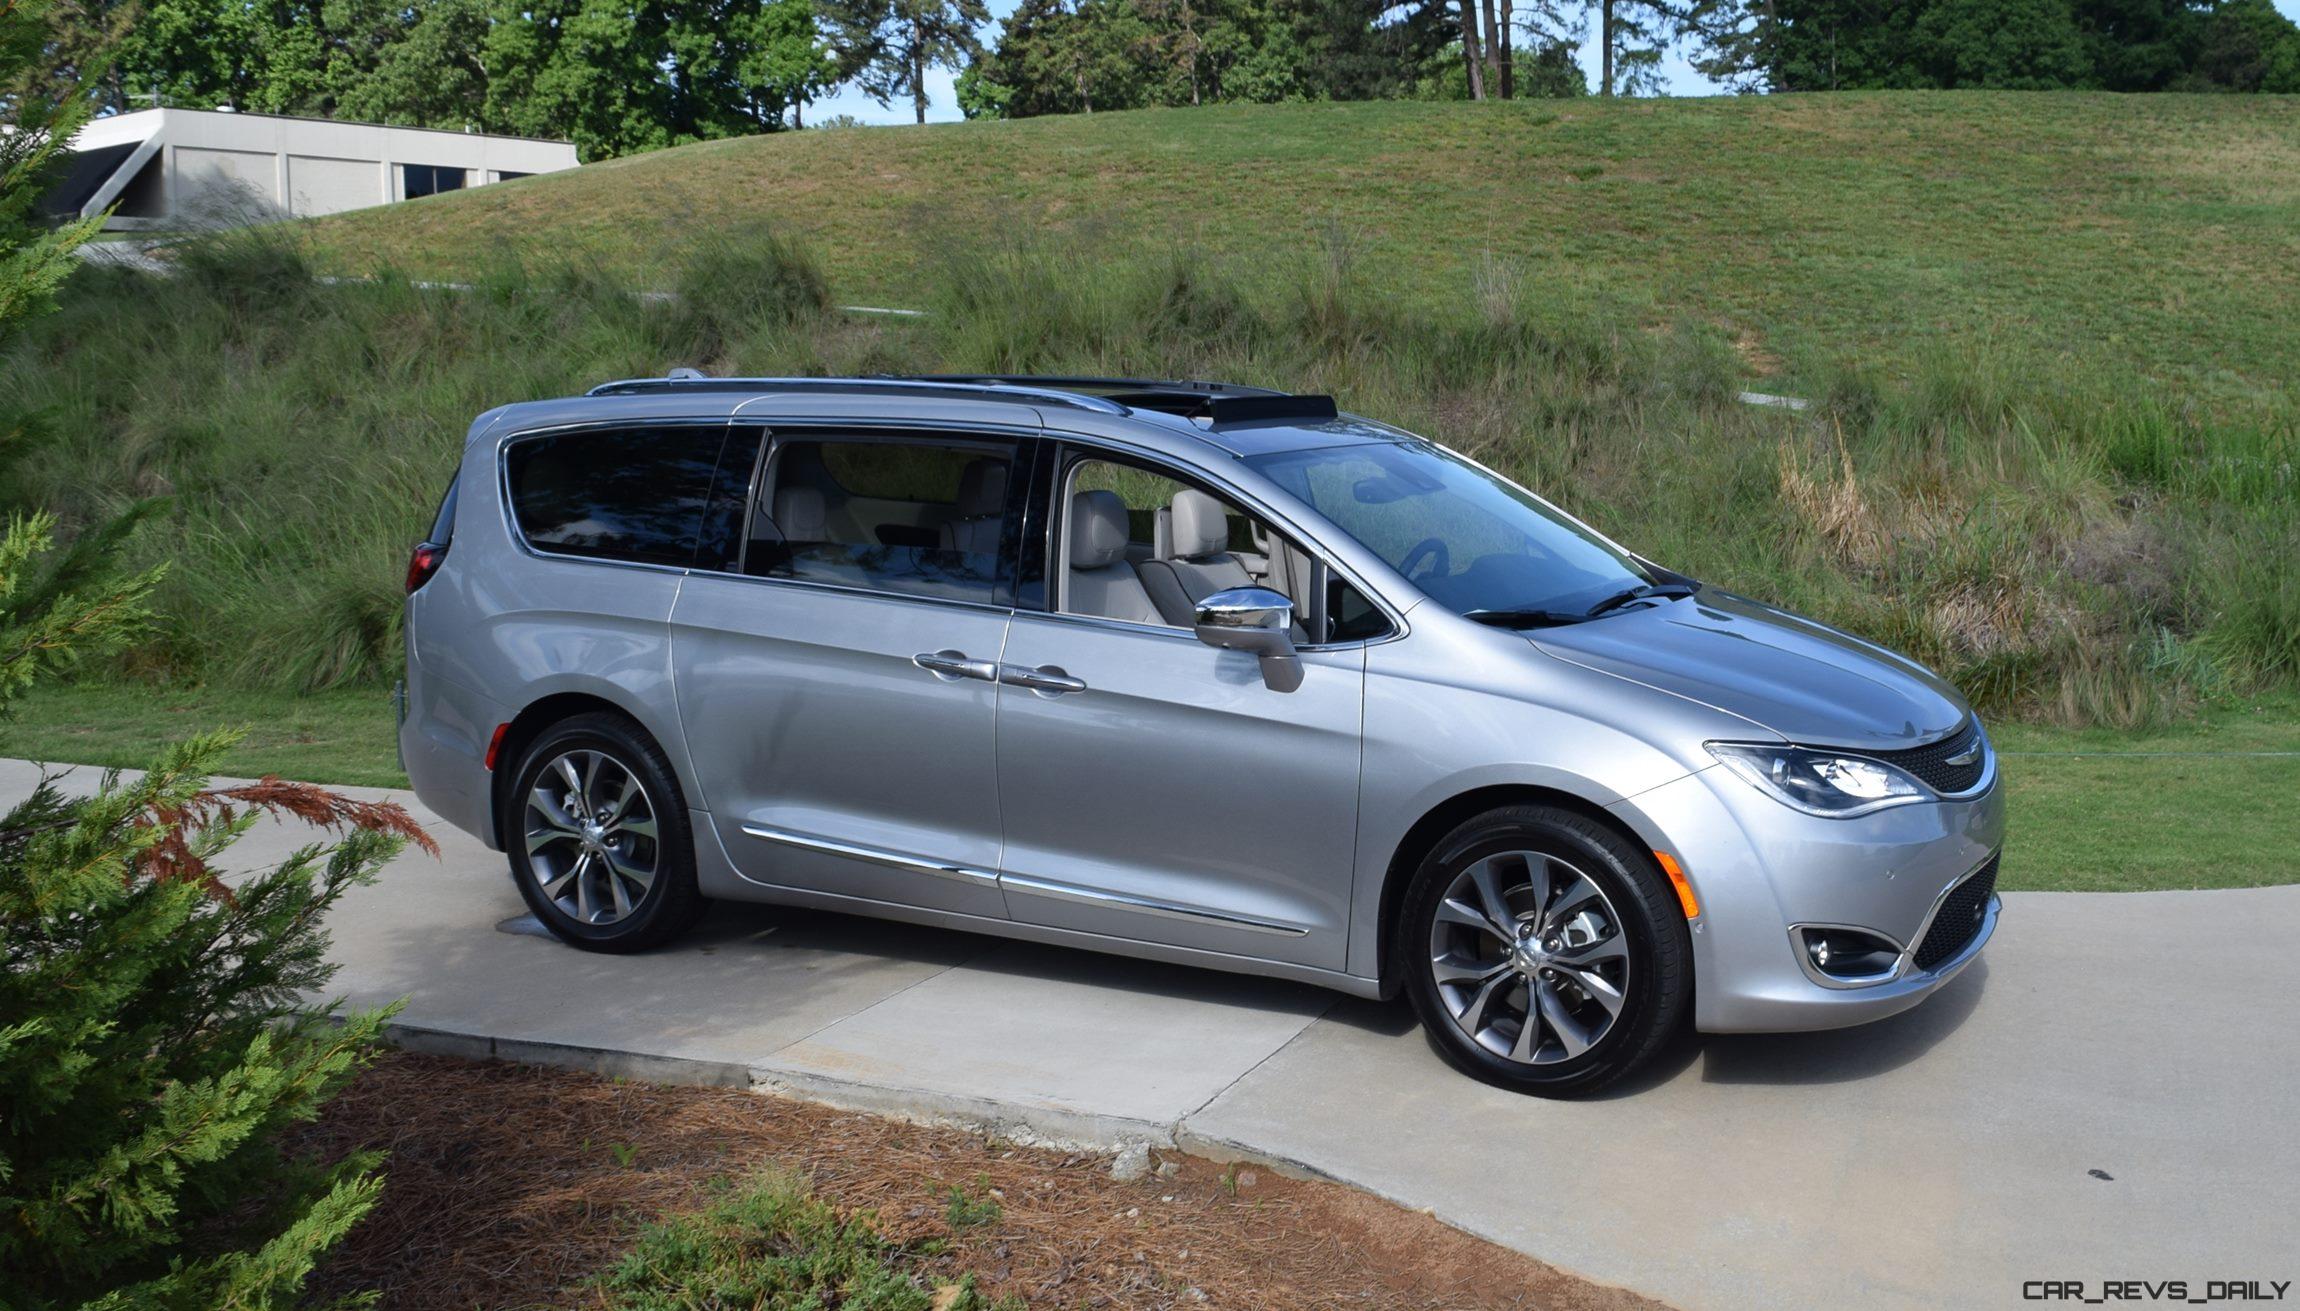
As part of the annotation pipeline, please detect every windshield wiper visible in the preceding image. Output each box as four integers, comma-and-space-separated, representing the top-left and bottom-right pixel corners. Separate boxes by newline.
1584, 582, 1698, 618
1463, 607, 1589, 629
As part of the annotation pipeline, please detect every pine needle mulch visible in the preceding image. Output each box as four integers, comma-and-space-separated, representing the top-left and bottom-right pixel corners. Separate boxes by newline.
295, 1052, 1670, 1310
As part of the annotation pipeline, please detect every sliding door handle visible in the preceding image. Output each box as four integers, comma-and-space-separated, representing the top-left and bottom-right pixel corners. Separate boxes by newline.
912, 649, 998, 682
1001, 663, 1087, 695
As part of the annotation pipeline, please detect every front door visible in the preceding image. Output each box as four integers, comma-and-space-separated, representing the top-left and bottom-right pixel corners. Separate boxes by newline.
990, 450, 1367, 970
670, 426, 1027, 919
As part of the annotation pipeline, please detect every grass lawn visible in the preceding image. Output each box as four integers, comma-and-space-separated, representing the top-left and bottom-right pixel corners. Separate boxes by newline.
302, 92, 2300, 405
0, 684, 402, 788
5, 681, 2292, 893
1993, 695, 2300, 892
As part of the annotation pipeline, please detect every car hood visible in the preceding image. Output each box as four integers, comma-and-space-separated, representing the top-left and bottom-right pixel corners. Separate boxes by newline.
1528, 591, 1970, 750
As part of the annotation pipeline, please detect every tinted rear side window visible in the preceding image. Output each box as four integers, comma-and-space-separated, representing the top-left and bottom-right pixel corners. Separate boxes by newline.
504, 425, 727, 566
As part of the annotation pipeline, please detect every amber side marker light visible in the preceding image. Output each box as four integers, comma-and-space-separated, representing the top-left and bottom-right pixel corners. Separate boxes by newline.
1654, 851, 1700, 919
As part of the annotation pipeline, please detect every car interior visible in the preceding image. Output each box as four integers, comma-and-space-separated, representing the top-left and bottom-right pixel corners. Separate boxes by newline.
1058, 458, 1318, 639
745, 438, 1014, 601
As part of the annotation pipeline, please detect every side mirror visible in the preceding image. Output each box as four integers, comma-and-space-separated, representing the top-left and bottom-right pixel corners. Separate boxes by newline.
1193, 586, 1303, 693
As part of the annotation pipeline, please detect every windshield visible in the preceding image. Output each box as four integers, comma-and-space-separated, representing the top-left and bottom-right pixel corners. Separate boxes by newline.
1245, 441, 1654, 617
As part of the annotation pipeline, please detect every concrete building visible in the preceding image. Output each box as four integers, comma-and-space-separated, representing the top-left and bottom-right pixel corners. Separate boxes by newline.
48, 108, 579, 230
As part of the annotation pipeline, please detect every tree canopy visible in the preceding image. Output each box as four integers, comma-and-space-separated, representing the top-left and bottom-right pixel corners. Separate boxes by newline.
97, 0, 842, 157
1685, 0, 2300, 92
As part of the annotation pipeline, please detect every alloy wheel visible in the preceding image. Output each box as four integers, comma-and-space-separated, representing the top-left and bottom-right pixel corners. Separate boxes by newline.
1426, 850, 1632, 1065
523, 748, 660, 925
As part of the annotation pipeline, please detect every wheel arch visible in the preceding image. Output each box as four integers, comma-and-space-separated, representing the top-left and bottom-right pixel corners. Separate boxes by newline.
487, 689, 688, 851
1371, 782, 1662, 1000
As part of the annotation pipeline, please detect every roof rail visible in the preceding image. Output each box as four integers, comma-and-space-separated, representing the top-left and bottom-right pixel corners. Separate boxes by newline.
898, 374, 1287, 400
583, 373, 1129, 414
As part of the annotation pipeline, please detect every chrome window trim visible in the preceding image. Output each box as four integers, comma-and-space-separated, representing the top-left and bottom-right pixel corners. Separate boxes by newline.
999, 870, 1312, 937
1038, 432, 1409, 650
1786, 851, 2001, 990
741, 824, 1001, 890
678, 568, 1023, 621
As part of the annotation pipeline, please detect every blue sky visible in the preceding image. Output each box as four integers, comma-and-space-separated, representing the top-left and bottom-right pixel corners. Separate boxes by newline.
810, 0, 2300, 125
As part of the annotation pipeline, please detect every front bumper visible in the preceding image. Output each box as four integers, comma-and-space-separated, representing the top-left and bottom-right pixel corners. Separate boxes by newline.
1609, 763, 2005, 1034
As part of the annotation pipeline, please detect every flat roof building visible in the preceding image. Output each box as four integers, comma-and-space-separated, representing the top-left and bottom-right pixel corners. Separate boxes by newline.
47, 108, 578, 230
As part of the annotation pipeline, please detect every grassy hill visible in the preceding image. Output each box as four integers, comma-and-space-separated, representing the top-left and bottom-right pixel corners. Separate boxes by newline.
305, 92, 2300, 406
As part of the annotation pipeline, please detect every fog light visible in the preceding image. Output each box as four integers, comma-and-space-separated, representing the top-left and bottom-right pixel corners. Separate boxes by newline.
1796, 927, 1903, 985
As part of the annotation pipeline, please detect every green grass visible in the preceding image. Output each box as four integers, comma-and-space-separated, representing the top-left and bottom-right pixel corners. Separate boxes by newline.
597, 1171, 1013, 1311
1994, 693, 2300, 891
0, 684, 403, 788
301, 93, 2300, 407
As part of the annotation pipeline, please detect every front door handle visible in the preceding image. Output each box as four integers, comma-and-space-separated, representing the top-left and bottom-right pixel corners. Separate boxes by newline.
1000, 663, 1088, 695
913, 649, 998, 682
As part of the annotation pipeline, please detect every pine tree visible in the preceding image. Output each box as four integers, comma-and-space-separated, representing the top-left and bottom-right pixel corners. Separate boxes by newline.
2, 28, 429, 1289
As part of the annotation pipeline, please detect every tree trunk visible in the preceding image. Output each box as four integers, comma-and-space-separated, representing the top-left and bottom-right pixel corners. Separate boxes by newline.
794, 97, 804, 129
1479, 0, 1501, 100
1460, 0, 1486, 100
1601, 0, 1615, 96
1498, 0, 1514, 98
912, 19, 928, 124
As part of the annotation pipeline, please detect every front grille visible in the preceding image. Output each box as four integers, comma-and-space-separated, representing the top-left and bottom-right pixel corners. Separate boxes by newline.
1912, 857, 1998, 971
1866, 719, 1988, 795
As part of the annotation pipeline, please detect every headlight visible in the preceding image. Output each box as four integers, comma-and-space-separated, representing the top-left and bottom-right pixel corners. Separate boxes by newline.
1706, 742, 1928, 818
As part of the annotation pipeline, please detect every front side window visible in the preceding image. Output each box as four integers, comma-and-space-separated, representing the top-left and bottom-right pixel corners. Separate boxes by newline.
504, 425, 729, 566
1247, 440, 1654, 620
745, 435, 1017, 604
1056, 453, 1387, 644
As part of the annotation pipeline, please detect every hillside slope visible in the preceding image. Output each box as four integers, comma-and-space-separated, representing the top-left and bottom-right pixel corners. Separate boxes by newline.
304, 92, 2300, 403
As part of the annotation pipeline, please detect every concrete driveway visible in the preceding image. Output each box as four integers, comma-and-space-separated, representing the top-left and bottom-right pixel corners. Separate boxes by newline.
7, 757, 2294, 1311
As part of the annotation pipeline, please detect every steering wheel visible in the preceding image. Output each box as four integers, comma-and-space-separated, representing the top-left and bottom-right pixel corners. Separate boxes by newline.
1399, 537, 1450, 583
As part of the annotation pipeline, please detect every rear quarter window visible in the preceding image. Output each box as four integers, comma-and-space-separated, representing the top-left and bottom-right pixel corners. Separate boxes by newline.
504, 425, 728, 566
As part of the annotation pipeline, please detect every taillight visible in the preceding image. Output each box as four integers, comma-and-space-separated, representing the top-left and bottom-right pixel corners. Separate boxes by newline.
405, 541, 448, 594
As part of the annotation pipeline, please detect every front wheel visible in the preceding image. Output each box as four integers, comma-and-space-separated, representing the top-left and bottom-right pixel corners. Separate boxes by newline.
506, 712, 704, 953
1401, 805, 1691, 1097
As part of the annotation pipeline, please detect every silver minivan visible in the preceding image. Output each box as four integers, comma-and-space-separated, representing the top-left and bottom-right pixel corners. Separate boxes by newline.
400, 374, 2002, 1096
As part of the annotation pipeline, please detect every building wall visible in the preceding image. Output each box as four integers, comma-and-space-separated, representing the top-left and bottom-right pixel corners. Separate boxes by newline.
70, 109, 579, 228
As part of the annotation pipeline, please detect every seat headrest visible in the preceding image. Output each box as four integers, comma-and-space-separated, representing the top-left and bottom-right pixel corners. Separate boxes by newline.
1170, 489, 1231, 559
955, 459, 1008, 517
772, 485, 826, 540
1068, 489, 1131, 570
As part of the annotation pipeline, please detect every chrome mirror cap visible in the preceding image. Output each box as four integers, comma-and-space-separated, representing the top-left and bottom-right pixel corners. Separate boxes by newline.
1194, 586, 1293, 631
1192, 587, 1303, 693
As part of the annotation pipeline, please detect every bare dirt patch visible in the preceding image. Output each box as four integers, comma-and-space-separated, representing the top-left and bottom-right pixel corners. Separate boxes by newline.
299, 1052, 1668, 1310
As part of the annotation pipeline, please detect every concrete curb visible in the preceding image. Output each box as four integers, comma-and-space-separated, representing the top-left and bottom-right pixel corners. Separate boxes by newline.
385, 1023, 756, 1089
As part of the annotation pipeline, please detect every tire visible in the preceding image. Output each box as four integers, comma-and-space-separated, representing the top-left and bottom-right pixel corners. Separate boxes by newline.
1400, 805, 1691, 1097
503, 711, 705, 953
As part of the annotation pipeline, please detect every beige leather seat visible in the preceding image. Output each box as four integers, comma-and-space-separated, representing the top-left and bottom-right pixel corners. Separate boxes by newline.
940, 459, 1007, 557
1137, 489, 1255, 626
1065, 490, 1162, 626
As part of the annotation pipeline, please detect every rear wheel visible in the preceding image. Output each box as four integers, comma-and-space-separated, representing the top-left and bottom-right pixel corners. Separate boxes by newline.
506, 712, 703, 953
1401, 805, 1690, 1097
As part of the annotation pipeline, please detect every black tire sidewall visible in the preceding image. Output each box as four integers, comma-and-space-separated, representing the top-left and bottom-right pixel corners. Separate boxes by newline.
505, 712, 702, 953
1401, 805, 1690, 1097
